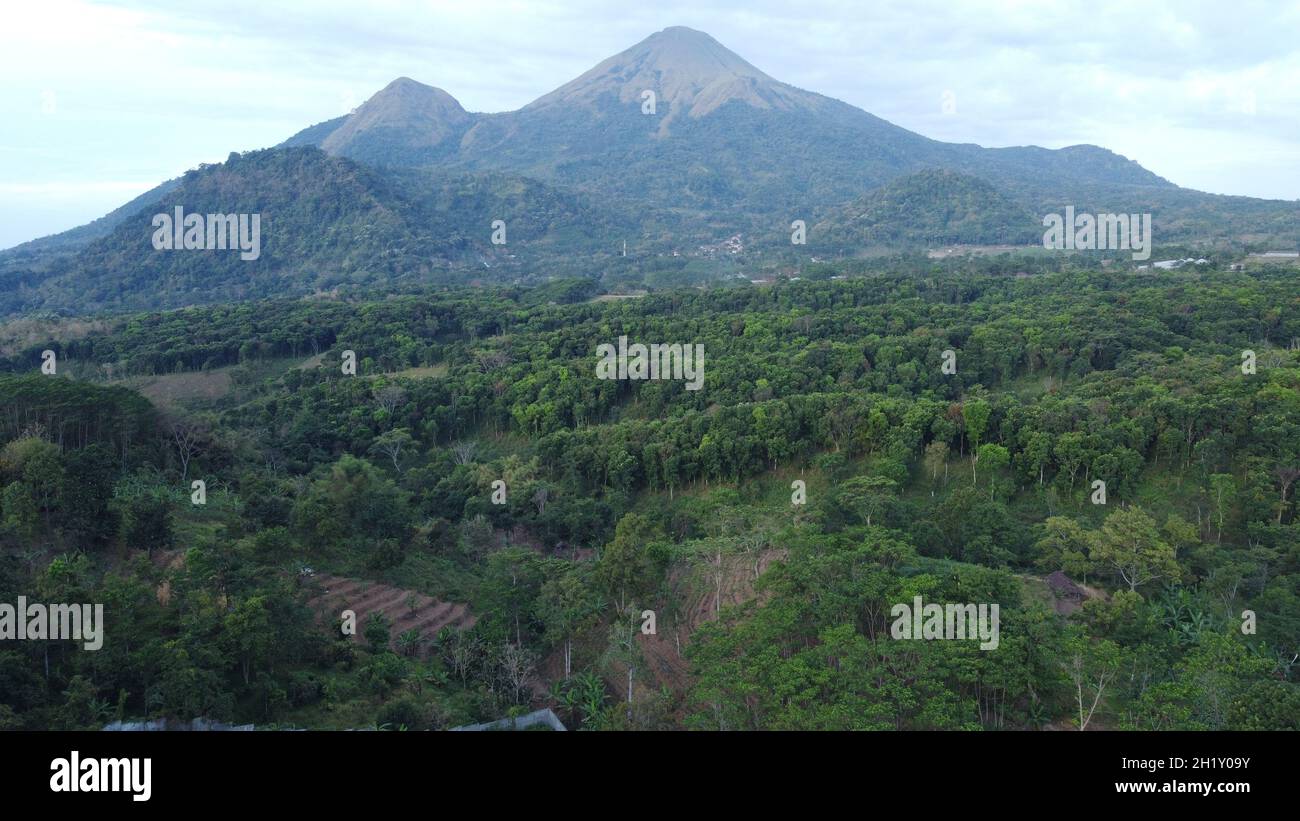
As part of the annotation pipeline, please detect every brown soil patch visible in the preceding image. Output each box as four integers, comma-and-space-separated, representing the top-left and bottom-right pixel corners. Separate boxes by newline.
604, 549, 786, 699
306, 573, 475, 656
127, 369, 233, 408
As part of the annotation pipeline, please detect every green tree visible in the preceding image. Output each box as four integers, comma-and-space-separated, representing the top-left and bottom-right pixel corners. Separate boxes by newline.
364, 612, 392, 652
1061, 628, 1124, 730
292, 455, 410, 551
1034, 516, 1093, 581
1208, 473, 1235, 543
1, 482, 39, 539
536, 565, 600, 678
1088, 507, 1178, 592
840, 474, 898, 527
369, 428, 416, 473
596, 513, 656, 613
118, 490, 173, 558
962, 400, 991, 485
976, 443, 1010, 499
222, 596, 273, 686
923, 440, 949, 491
482, 547, 543, 646
60, 445, 118, 546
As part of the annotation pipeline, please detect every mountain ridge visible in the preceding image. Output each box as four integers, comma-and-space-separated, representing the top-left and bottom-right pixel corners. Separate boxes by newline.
4, 24, 1298, 317
279, 25, 1172, 198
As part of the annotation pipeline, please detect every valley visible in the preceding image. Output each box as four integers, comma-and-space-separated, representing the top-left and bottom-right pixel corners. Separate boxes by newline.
1, 15, 1297, 745
2, 265, 1297, 731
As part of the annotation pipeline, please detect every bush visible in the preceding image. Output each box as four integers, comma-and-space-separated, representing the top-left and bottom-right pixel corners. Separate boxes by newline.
377, 696, 428, 730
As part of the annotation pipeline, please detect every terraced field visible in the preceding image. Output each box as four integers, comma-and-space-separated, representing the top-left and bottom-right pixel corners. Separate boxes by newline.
308, 573, 476, 656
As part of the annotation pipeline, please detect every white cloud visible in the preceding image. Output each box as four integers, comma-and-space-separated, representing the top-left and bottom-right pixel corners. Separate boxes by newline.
0, 181, 158, 197
2, 0, 1298, 248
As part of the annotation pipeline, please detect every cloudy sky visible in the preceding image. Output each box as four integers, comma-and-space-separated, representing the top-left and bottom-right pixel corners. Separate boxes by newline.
3, 0, 1299, 249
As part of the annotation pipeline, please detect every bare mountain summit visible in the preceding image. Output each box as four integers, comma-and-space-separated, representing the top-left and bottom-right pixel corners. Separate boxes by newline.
319, 77, 474, 165
524, 26, 821, 132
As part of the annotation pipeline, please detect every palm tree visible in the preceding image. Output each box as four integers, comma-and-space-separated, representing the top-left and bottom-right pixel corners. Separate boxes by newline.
573, 670, 608, 727
395, 629, 423, 658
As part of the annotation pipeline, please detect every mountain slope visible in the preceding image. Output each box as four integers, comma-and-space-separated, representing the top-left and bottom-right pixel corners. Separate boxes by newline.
0, 178, 181, 262
317, 77, 476, 166
449, 27, 960, 214
280, 26, 1194, 234
282, 115, 348, 149
812, 169, 1041, 249
9, 24, 1300, 318
0, 148, 640, 316
522, 25, 821, 125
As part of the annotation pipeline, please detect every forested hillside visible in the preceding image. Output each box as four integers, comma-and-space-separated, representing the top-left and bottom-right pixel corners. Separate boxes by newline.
811, 170, 1041, 250
8, 26, 1300, 325
0, 148, 642, 317
1, 264, 1297, 730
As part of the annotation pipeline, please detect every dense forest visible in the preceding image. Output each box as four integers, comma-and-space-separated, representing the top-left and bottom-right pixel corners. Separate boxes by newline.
4, 132, 1298, 320
0, 148, 648, 318
811, 170, 1042, 250
1, 262, 1298, 730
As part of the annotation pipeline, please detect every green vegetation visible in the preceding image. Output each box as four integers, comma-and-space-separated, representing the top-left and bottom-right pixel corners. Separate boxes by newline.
812, 169, 1041, 250
1, 265, 1297, 730
0, 148, 641, 317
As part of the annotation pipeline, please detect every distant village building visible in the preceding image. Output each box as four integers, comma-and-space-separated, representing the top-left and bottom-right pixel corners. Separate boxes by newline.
1151, 258, 1208, 270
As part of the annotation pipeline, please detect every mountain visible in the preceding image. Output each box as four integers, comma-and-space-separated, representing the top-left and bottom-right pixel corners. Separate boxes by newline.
521, 26, 822, 124
5, 25, 1299, 317
316, 77, 475, 166
414, 29, 1296, 249
280, 26, 1203, 229
0, 148, 640, 316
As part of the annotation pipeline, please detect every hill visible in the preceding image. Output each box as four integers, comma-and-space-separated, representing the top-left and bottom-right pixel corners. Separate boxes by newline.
0, 148, 641, 316
812, 169, 1042, 250
4, 25, 1299, 318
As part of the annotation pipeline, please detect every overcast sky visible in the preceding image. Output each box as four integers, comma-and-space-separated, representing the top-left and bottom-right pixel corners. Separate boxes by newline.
3, 0, 1299, 249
